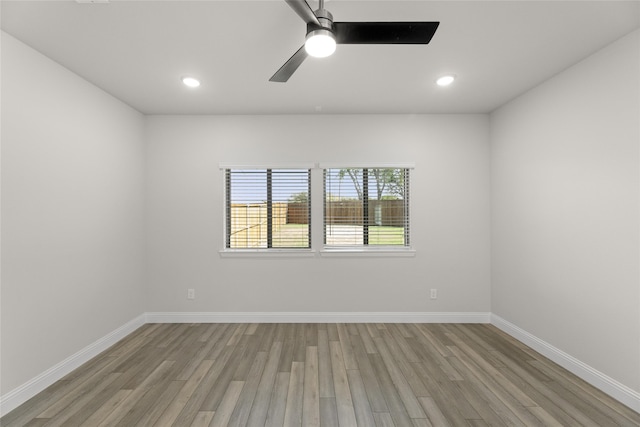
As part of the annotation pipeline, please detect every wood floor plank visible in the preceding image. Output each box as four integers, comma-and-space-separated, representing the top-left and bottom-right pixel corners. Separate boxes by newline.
177, 324, 229, 380
327, 324, 339, 341
347, 323, 359, 336
410, 324, 452, 358
529, 357, 640, 426
227, 351, 268, 427
446, 331, 538, 408
303, 346, 321, 427
337, 323, 358, 370
541, 377, 622, 427
98, 327, 148, 359
198, 323, 220, 342
246, 341, 283, 427
317, 329, 335, 398
445, 353, 525, 427
245, 323, 259, 335
283, 361, 305, 427
190, 411, 215, 427
205, 323, 236, 360
350, 335, 389, 412
129, 380, 185, 427
346, 369, 376, 426
395, 323, 414, 338
226, 323, 249, 347
152, 359, 215, 427
527, 406, 564, 427
490, 349, 594, 426
209, 381, 244, 427
406, 326, 462, 381
258, 323, 277, 352
35, 357, 119, 419
306, 323, 319, 347
368, 353, 414, 427
155, 323, 190, 349
446, 345, 543, 426
410, 359, 477, 424
411, 418, 434, 427
417, 397, 451, 427
292, 323, 307, 362
170, 345, 236, 427
373, 336, 426, 419
200, 335, 250, 411
319, 397, 339, 427
0, 380, 72, 427
97, 360, 176, 426
329, 340, 358, 427
78, 389, 132, 427
3, 323, 639, 427
277, 324, 296, 373
231, 335, 261, 381
384, 325, 420, 362
116, 345, 176, 390
397, 357, 431, 398
374, 412, 398, 427
265, 372, 290, 427
366, 323, 381, 339
38, 371, 122, 424
71, 371, 164, 425
274, 323, 287, 342
356, 323, 378, 354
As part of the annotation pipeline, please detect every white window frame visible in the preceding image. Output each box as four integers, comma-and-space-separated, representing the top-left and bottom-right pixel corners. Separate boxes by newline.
219, 163, 316, 257
319, 163, 416, 257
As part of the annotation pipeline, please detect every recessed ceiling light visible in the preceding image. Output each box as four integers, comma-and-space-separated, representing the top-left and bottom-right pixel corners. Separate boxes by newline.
182, 77, 201, 88
436, 75, 455, 87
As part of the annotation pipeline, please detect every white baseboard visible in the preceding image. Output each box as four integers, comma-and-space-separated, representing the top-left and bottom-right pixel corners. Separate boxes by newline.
491, 314, 640, 413
144, 311, 492, 324
0, 314, 146, 417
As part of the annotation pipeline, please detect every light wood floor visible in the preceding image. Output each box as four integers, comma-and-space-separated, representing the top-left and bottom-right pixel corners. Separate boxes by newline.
2, 323, 640, 426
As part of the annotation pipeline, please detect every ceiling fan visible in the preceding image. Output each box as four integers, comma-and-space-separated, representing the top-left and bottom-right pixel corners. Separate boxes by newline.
270, 0, 440, 82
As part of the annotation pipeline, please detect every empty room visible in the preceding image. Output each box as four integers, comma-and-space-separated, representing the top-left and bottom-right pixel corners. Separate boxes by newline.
1, 0, 639, 425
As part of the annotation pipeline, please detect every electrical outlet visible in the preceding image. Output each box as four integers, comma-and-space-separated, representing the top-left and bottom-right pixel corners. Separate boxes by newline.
187, 289, 195, 300
430, 289, 437, 300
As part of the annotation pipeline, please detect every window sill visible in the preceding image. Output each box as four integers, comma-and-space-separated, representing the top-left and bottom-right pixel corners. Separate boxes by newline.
319, 248, 416, 258
219, 249, 316, 258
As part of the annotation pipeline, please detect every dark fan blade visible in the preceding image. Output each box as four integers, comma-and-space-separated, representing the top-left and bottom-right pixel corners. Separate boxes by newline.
284, 0, 320, 26
269, 45, 308, 82
334, 22, 439, 44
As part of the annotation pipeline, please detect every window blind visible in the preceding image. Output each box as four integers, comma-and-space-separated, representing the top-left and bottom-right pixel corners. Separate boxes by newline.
225, 169, 311, 249
323, 168, 410, 247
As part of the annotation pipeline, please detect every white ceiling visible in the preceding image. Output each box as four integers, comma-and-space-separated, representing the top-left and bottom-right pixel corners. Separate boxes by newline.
2, 1, 638, 115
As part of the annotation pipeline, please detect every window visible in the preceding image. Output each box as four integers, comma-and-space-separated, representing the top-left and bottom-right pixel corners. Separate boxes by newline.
324, 167, 410, 248
225, 168, 310, 249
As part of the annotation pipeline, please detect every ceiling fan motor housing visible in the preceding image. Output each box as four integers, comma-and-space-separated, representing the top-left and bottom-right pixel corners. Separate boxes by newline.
307, 8, 335, 35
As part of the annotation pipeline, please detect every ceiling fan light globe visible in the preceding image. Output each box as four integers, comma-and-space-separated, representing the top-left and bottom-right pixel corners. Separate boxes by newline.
305, 30, 336, 58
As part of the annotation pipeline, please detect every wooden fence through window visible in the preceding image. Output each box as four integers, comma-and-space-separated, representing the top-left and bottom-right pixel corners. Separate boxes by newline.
324, 200, 404, 226
228, 203, 288, 248
229, 200, 403, 247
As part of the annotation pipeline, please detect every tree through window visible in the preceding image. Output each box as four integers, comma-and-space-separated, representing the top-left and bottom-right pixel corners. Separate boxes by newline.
324, 167, 410, 247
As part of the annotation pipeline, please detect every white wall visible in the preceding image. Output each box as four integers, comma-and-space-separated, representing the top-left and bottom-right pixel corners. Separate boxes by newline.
1, 32, 146, 394
146, 114, 491, 314
1, 19, 638, 414
491, 29, 640, 393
